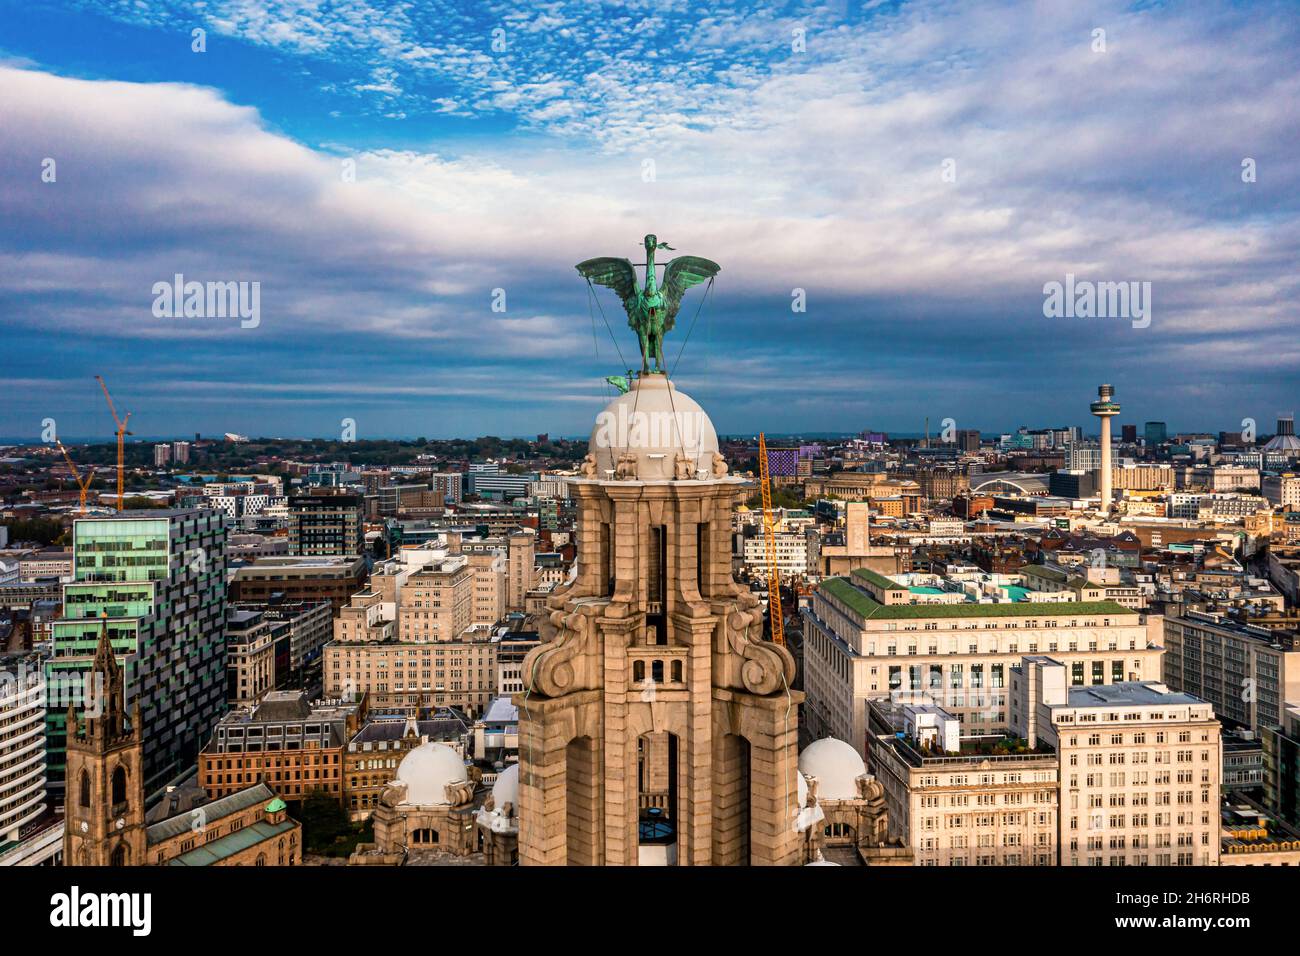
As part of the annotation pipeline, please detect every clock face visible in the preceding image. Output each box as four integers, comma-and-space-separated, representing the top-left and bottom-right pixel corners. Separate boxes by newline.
80, 820, 89, 833
116, 818, 125, 830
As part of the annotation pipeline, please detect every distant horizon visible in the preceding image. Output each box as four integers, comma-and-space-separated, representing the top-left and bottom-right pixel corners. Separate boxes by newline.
0, 423, 1271, 450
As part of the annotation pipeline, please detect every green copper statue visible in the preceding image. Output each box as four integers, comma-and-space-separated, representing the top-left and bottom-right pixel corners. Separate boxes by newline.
577, 234, 720, 374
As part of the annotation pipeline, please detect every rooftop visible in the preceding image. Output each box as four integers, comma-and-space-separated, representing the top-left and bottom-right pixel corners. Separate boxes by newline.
350, 716, 467, 745
1064, 682, 1205, 708
166, 817, 297, 866
820, 576, 1135, 620
147, 783, 277, 844
851, 568, 902, 590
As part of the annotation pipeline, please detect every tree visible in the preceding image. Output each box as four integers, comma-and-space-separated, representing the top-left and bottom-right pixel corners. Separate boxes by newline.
299, 789, 351, 853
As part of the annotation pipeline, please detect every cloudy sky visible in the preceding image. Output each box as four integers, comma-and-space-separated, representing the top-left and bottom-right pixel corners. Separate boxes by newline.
1, 0, 1297, 442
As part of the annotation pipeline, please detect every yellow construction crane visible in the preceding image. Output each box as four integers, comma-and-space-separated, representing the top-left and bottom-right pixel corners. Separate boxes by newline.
94, 375, 132, 511
55, 440, 93, 516
757, 432, 784, 646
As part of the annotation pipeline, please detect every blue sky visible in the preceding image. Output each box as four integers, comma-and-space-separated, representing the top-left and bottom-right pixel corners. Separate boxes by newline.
1, 0, 1298, 441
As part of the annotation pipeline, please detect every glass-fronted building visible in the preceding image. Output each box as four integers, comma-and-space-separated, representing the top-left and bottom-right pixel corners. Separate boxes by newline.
46, 510, 228, 800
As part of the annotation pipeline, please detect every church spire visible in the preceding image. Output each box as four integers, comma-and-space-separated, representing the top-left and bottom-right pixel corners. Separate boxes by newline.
79, 613, 130, 746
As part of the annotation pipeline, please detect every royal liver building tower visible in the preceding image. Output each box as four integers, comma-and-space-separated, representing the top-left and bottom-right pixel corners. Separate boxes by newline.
515, 237, 803, 866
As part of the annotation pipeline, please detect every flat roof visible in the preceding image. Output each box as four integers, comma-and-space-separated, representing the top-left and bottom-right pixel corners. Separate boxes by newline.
1064, 682, 1204, 708
820, 577, 1136, 620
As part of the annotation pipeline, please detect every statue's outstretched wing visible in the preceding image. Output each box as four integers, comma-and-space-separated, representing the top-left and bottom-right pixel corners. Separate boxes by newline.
661, 256, 720, 331
576, 258, 637, 325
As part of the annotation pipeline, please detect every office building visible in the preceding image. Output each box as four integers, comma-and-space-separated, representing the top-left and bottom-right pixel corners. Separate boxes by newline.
198, 690, 364, 804
802, 568, 1161, 753
229, 555, 368, 613
1262, 473, 1300, 510
467, 472, 534, 501
429, 472, 463, 504
1262, 704, 1300, 828
324, 556, 500, 717
288, 491, 364, 556
0, 652, 47, 846
867, 698, 1060, 866
47, 510, 227, 798
1012, 657, 1221, 866
742, 530, 808, 579
225, 607, 285, 707
1162, 607, 1300, 735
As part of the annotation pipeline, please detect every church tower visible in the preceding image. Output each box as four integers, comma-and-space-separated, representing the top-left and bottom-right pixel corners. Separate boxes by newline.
63, 617, 147, 866
515, 374, 804, 865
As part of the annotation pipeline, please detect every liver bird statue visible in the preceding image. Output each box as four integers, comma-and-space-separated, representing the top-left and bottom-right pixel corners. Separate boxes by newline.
576, 234, 720, 374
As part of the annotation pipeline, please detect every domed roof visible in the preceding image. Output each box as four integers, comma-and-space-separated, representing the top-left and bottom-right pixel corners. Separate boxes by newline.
1263, 434, 1300, 452
588, 375, 719, 481
492, 763, 519, 813
799, 738, 868, 801
395, 741, 468, 806
475, 764, 521, 834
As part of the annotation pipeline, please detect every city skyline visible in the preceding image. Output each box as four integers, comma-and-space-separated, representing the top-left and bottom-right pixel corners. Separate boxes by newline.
2, 0, 1298, 439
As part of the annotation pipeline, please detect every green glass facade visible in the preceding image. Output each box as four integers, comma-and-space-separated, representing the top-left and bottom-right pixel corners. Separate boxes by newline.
46, 510, 228, 800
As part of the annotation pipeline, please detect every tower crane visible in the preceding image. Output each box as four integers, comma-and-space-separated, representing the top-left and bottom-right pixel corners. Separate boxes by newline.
55, 440, 94, 515
757, 432, 784, 646
94, 375, 132, 512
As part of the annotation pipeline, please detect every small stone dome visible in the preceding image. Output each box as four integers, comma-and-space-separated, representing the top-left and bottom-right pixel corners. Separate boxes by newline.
395, 741, 468, 806
492, 763, 519, 814
799, 738, 868, 801
588, 375, 719, 481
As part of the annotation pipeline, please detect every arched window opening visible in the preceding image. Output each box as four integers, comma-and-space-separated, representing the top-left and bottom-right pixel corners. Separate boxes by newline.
637, 732, 679, 865
111, 766, 128, 807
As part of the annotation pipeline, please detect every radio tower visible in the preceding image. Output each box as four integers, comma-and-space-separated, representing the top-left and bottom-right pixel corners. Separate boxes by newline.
1090, 384, 1121, 513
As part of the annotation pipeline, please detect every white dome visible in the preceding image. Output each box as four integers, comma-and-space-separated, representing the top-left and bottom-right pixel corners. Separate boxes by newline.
799, 738, 868, 801
588, 375, 719, 481
395, 742, 468, 806
492, 764, 519, 813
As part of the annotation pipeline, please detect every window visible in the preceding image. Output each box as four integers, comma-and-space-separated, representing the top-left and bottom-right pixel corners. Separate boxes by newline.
111, 766, 128, 807
79, 770, 91, 808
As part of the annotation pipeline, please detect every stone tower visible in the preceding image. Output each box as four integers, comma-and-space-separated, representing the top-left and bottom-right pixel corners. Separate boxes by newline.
63, 618, 147, 866
515, 374, 803, 865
